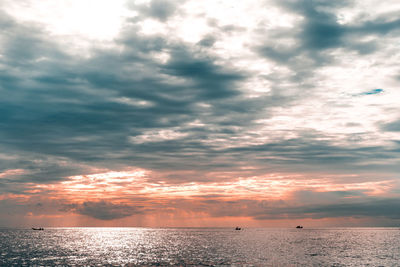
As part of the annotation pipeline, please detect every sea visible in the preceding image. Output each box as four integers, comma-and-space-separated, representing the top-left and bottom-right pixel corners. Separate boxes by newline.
1, 227, 399, 266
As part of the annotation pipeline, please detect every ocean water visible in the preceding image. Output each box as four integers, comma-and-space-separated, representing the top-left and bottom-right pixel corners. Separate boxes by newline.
1, 227, 399, 266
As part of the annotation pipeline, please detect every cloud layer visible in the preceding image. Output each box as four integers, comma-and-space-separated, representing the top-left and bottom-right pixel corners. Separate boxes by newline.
1, 0, 400, 226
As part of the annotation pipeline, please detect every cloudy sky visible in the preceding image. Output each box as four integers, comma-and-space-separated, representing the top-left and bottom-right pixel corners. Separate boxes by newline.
1, 0, 400, 227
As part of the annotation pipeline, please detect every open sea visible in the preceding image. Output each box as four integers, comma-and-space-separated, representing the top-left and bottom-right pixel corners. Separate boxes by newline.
1, 227, 399, 266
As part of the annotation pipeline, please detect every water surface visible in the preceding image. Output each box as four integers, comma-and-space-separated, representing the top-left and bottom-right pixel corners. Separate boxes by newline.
1, 227, 399, 266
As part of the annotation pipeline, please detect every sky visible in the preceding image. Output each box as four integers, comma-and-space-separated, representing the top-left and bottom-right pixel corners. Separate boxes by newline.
1, 0, 400, 227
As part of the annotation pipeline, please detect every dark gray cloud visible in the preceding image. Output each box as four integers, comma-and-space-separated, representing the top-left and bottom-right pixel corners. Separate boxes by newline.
382, 119, 400, 132
258, 0, 400, 70
197, 35, 217, 47
301, 199, 400, 219
285, 0, 347, 50
253, 198, 400, 220
70, 201, 141, 220
257, 0, 347, 72
147, 0, 178, 21
129, 0, 182, 22
220, 133, 400, 174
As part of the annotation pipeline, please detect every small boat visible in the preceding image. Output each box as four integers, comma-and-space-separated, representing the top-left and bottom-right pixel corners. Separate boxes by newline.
296, 226, 303, 229
235, 227, 241, 230
32, 227, 44, 230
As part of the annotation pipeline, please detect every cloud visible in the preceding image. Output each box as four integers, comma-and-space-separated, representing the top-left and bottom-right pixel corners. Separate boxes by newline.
129, 0, 182, 22
67, 201, 141, 220
252, 198, 400, 220
258, 0, 400, 71
184, 190, 400, 221
0, 11, 252, 175
147, 0, 179, 21
288, 0, 347, 50
1, 0, 399, 180
133, 190, 400, 222
382, 119, 400, 132
197, 35, 217, 47
300, 199, 400, 219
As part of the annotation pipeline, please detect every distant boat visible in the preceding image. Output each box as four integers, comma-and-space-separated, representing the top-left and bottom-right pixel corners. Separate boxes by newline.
296, 226, 303, 229
235, 227, 241, 230
32, 227, 44, 230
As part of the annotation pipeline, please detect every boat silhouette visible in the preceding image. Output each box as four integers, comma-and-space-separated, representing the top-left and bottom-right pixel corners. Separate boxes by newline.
32, 227, 44, 230
296, 225, 303, 229
235, 227, 241, 230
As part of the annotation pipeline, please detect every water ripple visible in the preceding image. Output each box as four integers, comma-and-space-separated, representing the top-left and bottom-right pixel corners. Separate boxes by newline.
1, 227, 399, 266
